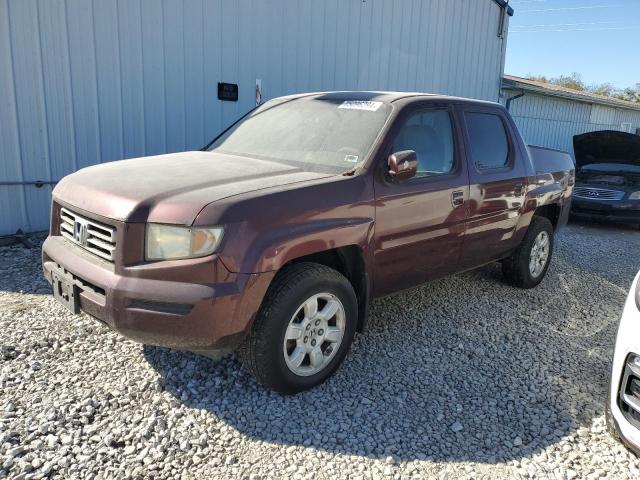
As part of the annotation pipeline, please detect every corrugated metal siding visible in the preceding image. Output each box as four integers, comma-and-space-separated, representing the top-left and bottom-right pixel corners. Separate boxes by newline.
0, 0, 508, 234
505, 91, 640, 156
615, 109, 640, 129
589, 105, 616, 125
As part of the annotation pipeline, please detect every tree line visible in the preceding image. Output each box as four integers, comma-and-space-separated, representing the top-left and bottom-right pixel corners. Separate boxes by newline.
529, 73, 640, 104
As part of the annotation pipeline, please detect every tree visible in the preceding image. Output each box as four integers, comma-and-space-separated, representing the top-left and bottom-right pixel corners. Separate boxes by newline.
617, 84, 640, 103
555, 72, 587, 92
591, 83, 616, 97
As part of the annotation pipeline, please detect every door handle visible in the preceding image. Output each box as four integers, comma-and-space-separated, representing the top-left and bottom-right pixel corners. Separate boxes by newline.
514, 183, 524, 195
451, 190, 464, 207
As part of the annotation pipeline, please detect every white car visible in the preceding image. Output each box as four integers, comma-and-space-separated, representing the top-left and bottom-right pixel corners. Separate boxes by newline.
609, 270, 640, 455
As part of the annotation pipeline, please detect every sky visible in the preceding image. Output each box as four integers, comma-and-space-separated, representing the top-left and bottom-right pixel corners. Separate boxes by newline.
505, 0, 640, 88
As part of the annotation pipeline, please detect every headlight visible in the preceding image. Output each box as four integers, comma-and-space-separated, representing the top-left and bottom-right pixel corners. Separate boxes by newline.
629, 191, 640, 200
145, 224, 224, 260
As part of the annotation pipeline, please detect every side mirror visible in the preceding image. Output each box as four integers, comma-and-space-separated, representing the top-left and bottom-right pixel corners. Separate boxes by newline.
388, 150, 418, 181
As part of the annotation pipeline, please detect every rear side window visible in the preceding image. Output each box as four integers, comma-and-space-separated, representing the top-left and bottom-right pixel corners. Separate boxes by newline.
465, 112, 509, 169
391, 110, 455, 178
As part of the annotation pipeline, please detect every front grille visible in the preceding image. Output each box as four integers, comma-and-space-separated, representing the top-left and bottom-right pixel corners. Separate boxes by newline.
619, 354, 640, 429
573, 186, 625, 201
60, 208, 116, 262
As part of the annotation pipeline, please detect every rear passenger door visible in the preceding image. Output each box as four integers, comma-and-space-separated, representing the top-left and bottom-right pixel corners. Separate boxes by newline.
372, 104, 469, 296
457, 106, 527, 270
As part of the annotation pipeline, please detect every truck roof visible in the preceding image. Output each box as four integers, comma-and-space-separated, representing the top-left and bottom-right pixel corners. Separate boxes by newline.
277, 90, 502, 108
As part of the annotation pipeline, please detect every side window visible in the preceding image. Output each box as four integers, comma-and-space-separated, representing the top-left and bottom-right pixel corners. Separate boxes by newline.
464, 112, 510, 169
391, 110, 455, 178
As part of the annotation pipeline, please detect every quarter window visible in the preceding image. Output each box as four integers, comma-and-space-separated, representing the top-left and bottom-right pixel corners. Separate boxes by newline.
391, 110, 455, 178
465, 112, 510, 169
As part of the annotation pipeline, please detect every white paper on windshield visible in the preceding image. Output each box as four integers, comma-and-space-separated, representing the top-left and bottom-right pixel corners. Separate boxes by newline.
338, 101, 383, 111
344, 155, 359, 163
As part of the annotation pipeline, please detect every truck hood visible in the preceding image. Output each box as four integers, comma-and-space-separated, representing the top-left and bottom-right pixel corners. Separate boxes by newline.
573, 130, 640, 169
54, 151, 334, 224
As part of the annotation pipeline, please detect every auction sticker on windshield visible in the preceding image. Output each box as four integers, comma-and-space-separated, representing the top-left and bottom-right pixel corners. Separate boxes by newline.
338, 101, 383, 111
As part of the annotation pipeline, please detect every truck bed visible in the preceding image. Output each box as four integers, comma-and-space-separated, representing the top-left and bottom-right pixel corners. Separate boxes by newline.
528, 145, 574, 175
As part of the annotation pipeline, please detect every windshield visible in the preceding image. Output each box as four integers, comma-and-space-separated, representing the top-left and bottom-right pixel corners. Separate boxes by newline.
207, 96, 392, 174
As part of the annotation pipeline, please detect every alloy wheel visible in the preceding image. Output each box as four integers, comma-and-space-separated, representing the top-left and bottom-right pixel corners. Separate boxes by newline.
529, 231, 550, 278
282, 293, 346, 377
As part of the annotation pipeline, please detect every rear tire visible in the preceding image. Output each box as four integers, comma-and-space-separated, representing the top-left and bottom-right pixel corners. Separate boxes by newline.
502, 216, 554, 289
238, 262, 357, 395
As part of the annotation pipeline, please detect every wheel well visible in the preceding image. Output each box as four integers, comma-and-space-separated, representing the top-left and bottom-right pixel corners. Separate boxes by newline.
286, 246, 369, 332
534, 204, 560, 230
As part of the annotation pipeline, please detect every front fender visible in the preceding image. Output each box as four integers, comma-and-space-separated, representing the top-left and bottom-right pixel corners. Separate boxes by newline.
192, 175, 377, 275
218, 217, 374, 273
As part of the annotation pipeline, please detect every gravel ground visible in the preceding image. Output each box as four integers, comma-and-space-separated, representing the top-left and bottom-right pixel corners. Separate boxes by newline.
1, 220, 640, 479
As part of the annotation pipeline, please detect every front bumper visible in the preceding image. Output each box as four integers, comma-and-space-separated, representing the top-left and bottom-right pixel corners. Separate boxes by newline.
609, 272, 640, 455
42, 235, 274, 351
571, 197, 640, 224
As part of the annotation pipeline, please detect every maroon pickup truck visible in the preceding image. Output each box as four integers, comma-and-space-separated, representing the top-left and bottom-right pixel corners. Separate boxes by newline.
43, 92, 574, 394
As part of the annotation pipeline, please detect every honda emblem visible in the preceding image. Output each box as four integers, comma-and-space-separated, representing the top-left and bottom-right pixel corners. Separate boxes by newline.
73, 219, 88, 246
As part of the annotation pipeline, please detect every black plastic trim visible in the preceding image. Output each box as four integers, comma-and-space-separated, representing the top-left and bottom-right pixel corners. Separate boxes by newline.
619, 354, 640, 430
127, 300, 194, 316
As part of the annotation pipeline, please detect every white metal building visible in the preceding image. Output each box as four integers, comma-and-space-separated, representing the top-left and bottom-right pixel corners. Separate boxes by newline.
503, 75, 640, 157
0, 0, 513, 235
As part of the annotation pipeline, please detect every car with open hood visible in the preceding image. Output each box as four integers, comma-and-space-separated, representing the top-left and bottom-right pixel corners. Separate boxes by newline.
43, 91, 574, 394
572, 130, 640, 228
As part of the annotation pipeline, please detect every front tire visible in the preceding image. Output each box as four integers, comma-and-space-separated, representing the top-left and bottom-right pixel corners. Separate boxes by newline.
502, 216, 554, 289
238, 262, 358, 394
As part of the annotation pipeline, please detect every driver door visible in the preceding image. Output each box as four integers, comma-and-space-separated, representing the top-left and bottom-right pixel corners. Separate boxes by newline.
372, 104, 470, 296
